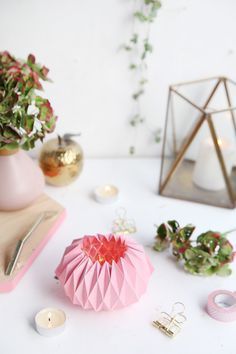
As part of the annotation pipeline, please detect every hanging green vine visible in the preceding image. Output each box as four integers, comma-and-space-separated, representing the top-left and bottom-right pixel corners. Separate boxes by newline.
123, 0, 162, 154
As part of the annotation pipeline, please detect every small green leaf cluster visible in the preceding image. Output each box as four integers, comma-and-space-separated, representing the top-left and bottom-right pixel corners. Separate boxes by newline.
154, 220, 235, 276
134, 0, 162, 23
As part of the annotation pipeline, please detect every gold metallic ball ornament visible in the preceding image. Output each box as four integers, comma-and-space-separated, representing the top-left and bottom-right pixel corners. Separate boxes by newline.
39, 134, 83, 186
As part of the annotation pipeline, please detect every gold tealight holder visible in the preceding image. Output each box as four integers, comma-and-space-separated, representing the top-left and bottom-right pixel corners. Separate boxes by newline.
159, 77, 236, 208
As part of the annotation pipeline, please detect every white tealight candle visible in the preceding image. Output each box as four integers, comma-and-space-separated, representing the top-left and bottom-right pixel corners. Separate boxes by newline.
94, 184, 119, 204
35, 308, 66, 337
193, 138, 235, 191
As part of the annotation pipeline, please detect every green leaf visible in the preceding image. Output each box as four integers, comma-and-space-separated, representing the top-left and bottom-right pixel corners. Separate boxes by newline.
129, 146, 135, 155
132, 89, 144, 100
219, 242, 233, 257
1, 142, 19, 150
154, 128, 162, 143
130, 114, 144, 126
183, 225, 195, 239
157, 223, 168, 240
145, 0, 162, 7
216, 265, 232, 277
184, 249, 195, 260
153, 238, 169, 252
124, 45, 132, 51
140, 78, 148, 85
144, 40, 153, 53
129, 64, 137, 70
167, 220, 179, 233
134, 11, 148, 22
130, 33, 138, 44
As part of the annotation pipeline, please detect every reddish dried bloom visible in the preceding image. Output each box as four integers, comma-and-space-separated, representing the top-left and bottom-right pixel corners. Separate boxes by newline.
27, 54, 36, 64
30, 71, 43, 90
7, 65, 22, 75
212, 233, 220, 239
41, 66, 49, 77
178, 247, 187, 254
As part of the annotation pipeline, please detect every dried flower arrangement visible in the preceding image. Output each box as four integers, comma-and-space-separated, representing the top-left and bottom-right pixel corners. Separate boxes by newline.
0, 51, 56, 151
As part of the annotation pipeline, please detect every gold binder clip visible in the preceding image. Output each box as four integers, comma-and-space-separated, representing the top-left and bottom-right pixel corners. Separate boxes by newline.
112, 207, 136, 235
152, 302, 186, 338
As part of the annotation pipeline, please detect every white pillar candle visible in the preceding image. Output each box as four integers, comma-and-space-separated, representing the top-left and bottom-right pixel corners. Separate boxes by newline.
35, 308, 66, 337
94, 184, 119, 204
193, 138, 234, 191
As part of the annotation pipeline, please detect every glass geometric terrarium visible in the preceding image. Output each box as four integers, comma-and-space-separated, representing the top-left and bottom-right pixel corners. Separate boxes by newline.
159, 77, 236, 208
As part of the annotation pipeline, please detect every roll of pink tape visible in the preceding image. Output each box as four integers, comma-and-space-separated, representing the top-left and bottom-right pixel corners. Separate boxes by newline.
207, 290, 236, 322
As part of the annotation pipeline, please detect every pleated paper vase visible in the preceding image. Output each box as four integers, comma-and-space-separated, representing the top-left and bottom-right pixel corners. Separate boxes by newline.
55, 234, 153, 311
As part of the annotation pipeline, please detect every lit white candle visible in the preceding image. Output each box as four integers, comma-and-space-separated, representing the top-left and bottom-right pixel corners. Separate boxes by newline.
35, 308, 66, 337
94, 184, 119, 204
193, 138, 234, 191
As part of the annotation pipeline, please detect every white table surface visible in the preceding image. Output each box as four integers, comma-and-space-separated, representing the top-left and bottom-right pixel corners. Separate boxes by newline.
1, 158, 236, 354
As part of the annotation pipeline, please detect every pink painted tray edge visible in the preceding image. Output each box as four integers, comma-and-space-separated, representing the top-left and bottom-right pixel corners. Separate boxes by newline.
0, 209, 66, 293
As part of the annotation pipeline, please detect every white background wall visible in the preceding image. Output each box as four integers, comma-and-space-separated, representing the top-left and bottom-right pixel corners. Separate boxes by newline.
1, 0, 236, 157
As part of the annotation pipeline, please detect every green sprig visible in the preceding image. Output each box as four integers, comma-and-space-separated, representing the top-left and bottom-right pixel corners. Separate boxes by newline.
153, 220, 235, 276
122, 0, 162, 154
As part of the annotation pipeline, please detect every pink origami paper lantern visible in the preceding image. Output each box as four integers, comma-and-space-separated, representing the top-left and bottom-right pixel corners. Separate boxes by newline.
55, 234, 153, 311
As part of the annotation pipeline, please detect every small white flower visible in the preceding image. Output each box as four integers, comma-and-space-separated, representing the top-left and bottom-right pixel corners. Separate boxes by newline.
27, 103, 39, 116
28, 118, 42, 137
12, 104, 21, 113
19, 127, 27, 135
14, 87, 21, 95
34, 118, 42, 131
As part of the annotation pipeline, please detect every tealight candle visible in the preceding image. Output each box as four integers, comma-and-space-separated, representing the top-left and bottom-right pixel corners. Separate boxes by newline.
193, 138, 235, 191
94, 184, 119, 204
35, 308, 66, 337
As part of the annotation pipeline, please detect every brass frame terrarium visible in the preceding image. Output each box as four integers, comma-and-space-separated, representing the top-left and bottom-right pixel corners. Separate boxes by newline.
159, 77, 236, 209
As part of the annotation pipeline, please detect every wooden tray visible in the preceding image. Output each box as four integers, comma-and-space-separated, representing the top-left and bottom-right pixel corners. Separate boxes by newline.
0, 194, 66, 292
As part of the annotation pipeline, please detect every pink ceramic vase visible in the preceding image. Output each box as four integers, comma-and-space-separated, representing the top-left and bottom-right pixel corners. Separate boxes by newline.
0, 149, 45, 211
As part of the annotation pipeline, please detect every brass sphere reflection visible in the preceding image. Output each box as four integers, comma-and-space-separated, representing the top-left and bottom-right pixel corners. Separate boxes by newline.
39, 135, 83, 186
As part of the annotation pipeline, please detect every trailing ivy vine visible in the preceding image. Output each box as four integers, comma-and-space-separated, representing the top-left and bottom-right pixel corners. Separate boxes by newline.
123, 0, 162, 154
